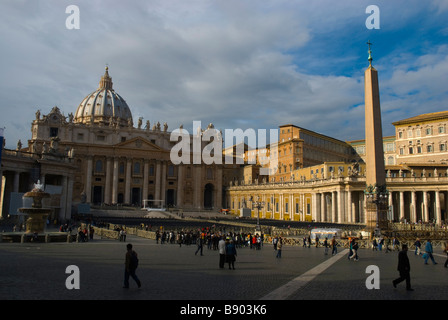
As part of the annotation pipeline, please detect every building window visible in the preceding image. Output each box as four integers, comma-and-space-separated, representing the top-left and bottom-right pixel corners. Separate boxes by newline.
77, 133, 84, 141
398, 131, 403, 139
417, 146, 422, 154
409, 147, 413, 154
168, 165, 175, 177
95, 160, 103, 173
427, 145, 433, 153
440, 144, 446, 152
439, 127, 445, 134
149, 165, 155, 176
133, 162, 141, 175
426, 128, 433, 135
50, 127, 58, 138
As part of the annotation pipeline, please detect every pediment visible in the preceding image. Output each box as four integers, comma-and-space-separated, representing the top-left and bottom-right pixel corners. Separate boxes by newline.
114, 136, 163, 151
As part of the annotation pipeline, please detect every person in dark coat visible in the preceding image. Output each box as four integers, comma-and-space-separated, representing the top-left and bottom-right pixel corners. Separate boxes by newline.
225, 238, 237, 270
392, 244, 413, 291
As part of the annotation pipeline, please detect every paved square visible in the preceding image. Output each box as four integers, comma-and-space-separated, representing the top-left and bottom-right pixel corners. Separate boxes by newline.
1, 234, 447, 300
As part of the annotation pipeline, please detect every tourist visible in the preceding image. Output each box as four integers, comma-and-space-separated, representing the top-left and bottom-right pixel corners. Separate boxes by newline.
218, 236, 226, 269
272, 236, 278, 250
424, 239, 437, 265
323, 237, 329, 255
349, 239, 359, 261
195, 234, 204, 256
225, 238, 237, 269
331, 237, 338, 255
276, 237, 283, 258
123, 243, 141, 289
414, 238, 421, 255
393, 244, 413, 291
372, 238, 378, 251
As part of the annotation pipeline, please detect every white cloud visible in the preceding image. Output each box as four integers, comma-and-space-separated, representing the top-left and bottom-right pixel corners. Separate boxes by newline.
0, 0, 447, 149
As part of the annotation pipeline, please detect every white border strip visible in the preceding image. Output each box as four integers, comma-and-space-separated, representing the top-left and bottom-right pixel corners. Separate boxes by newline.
260, 249, 349, 300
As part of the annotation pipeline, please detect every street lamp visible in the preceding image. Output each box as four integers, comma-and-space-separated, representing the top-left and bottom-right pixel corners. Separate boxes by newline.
250, 196, 265, 235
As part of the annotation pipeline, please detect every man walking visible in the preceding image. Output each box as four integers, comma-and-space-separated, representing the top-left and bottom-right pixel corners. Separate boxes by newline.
424, 239, 437, 265
393, 244, 413, 291
123, 243, 141, 289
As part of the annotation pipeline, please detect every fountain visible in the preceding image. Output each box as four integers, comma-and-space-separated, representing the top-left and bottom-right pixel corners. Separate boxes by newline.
19, 180, 52, 234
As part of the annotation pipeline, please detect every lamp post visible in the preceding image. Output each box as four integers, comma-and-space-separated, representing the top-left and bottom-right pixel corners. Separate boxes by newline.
250, 196, 265, 235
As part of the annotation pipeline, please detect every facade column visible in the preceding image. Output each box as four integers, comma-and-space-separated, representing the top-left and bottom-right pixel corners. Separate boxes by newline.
215, 166, 222, 210
423, 191, 429, 222
193, 165, 201, 209
279, 193, 283, 220
338, 189, 344, 223
321, 192, 326, 222
176, 164, 183, 208
60, 175, 68, 222
85, 156, 93, 203
143, 160, 149, 206
331, 191, 336, 222
65, 176, 74, 221
124, 158, 131, 204
411, 191, 416, 223
347, 190, 352, 223
388, 191, 393, 221
104, 157, 112, 205
290, 193, 294, 221
399, 191, 405, 222
112, 158, 119, 204
13, 171, 20, 192
311, 193, 317, 222
161, 161, 167, 204
435, 190, 442, 226
155, 160, 161, 202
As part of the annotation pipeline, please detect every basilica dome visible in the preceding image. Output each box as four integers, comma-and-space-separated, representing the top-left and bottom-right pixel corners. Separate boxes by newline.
74, 67, 133, 127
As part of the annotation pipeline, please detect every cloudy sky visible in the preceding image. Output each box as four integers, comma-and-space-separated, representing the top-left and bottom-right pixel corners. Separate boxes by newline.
0, 0, 447, 149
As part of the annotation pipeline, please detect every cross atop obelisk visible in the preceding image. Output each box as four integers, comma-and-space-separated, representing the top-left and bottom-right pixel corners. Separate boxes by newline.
367, 40, 373, 66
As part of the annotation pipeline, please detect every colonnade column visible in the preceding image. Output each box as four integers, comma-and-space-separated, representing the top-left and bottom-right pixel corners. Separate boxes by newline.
347, 190, 352, 223
321, 192, 326, 222
399, 191, 405, 222
435, 191, 442, 226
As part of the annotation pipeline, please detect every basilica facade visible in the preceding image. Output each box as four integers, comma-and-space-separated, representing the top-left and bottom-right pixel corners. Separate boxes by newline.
1, 67, 225, 222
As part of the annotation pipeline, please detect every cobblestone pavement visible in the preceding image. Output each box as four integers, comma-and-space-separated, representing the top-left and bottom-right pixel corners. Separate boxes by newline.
1, 234, 447, 301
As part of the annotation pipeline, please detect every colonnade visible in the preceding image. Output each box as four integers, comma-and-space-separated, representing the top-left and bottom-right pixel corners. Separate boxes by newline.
228, 179, 448, 226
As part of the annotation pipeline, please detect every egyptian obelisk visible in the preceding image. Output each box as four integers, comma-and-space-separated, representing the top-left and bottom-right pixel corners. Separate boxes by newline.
364, 41, 387, 233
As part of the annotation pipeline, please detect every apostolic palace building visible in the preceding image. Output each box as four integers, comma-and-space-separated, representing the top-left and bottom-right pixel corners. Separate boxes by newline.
1, 64, 448, 227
